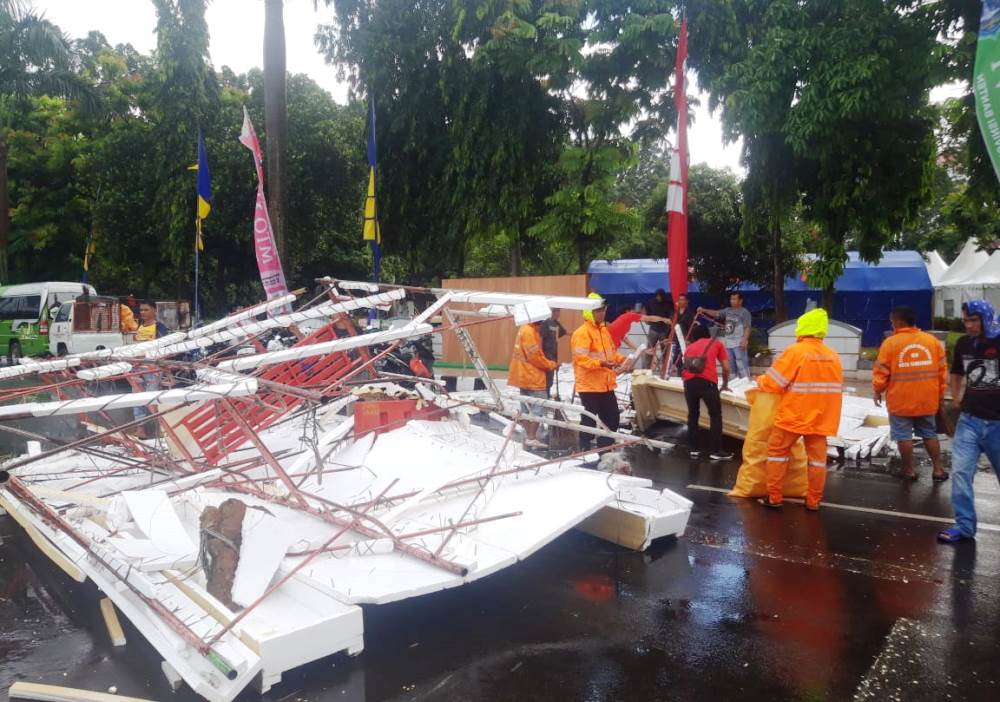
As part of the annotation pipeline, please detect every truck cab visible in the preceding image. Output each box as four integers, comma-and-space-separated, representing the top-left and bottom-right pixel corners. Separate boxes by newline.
49, 296, 132, 356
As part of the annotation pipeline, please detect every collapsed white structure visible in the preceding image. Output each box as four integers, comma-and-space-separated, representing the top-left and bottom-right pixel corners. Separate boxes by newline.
0, 281, 692, 702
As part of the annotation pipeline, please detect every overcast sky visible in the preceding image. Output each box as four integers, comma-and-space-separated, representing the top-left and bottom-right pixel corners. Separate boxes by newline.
34, 0, 746, 173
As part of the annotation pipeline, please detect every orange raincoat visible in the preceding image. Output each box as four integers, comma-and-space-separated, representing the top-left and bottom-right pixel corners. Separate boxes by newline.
571, 320, 625, 393
757, 337, 844, 437
120, 304, 138, 333
509, 323, 557, 392
872, 327, 946, 417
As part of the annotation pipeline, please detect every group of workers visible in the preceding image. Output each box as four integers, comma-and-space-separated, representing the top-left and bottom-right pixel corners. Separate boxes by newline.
509, 288, 999, 543
509, 299, 625, 450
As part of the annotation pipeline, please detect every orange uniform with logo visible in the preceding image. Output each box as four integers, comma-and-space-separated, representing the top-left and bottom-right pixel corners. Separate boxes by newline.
872, 327, 946, 417
571, 320, 625, 393
757, 310, 843, 509
509, 323, 557, 392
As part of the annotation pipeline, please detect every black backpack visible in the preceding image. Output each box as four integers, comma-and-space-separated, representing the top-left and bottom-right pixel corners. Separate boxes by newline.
683, 340, 717, 374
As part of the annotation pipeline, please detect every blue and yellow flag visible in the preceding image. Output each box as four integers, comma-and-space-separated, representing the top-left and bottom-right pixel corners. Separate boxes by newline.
363, 98, 382, 279
194, 131, 212, 250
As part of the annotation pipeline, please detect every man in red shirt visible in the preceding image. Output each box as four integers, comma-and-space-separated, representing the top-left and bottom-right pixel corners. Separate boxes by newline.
607, 305, 672, 351
682, 324, 732, 460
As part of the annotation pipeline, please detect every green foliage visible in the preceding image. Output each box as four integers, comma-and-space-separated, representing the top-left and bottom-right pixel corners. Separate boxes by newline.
528, 143, 640, 274
3, 7, 369, 314
893, 155, 1000, 258
1, 0, 95, 282
319, 0, 679, 277
691, 0, 939, 298
4, 0, 997, 314
5, 96, 89, 276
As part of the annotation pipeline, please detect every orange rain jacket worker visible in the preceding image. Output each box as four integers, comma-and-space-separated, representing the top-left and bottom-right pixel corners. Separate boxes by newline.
510, 323, 558, 392
572, 294, 626, 449
872, 326, 946, 417
572, 318, 625, 393
757, 308, 843, 510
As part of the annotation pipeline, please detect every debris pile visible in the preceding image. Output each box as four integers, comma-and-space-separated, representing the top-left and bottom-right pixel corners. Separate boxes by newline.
0, 280, 691, 702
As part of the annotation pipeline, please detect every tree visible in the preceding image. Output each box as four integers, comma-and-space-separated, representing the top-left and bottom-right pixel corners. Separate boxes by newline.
923, 0, 1000, 205
149, 0, 219, 298
690, 0, 939, 309
894, 158, 1000, 259
4, 95, 90, 281
317, 0, 680, 280
0, 0, 92, 283
479, 1, 680, 273
263, 0, 288, 264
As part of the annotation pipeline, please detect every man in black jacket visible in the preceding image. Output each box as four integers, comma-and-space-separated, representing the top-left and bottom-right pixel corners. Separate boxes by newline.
641, 288, 674, 369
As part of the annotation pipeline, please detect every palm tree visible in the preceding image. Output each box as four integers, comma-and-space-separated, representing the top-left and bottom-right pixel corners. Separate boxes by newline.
0, 0, 90, 283
263, 0, 287, 264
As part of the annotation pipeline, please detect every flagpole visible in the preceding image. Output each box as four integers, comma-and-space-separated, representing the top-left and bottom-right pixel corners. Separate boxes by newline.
194, 218, 201, 326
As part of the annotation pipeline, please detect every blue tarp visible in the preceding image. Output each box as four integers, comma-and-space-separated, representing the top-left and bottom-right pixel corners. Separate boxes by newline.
587, 251, 933, 346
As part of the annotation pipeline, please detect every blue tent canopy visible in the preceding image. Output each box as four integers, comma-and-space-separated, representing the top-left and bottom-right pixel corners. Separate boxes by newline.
587, 251, 932, 346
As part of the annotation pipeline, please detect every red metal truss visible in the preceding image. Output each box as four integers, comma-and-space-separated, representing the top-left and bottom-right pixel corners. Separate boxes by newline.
172, 322, 360, 464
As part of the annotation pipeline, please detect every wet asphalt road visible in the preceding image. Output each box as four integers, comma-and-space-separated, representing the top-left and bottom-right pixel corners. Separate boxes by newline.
2, 424, 1000, 702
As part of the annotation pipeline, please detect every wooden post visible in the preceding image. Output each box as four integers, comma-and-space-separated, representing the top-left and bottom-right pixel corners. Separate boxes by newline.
99, 598, 126, 647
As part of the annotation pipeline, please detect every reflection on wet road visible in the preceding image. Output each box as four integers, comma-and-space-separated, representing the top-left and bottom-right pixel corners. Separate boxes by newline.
1, 425, 999, 701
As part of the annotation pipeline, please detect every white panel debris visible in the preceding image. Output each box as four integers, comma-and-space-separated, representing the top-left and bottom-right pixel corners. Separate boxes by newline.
0, 281, 690, 702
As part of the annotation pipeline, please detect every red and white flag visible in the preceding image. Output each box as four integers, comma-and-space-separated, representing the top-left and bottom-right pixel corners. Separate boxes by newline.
666, 19, 689, 304
239, 106, 289, 301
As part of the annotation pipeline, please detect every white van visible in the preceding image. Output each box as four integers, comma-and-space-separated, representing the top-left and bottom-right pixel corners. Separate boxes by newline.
49, 296, 132, 356
0, 282, 95, 362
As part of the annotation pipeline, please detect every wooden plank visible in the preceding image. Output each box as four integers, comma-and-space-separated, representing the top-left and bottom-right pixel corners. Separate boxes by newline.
99, 598, 126, 647
0, 495, 86, 583
9, 682, 155, 702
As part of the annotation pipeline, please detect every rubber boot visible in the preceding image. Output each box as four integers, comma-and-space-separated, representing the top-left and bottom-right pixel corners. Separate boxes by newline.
805, 467, 827, 511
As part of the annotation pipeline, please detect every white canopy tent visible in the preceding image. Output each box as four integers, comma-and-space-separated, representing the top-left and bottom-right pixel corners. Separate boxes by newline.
951, 250, 1000, 311
925, 250, 949, 285
934, 240, 991, 317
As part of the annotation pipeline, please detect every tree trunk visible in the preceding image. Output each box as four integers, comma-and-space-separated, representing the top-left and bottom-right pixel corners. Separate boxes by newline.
510, 230, 522, 276
263, 0, 288, 267
822, 286, 835, 312
0, 136, 9, 284
772, 219, 786, 322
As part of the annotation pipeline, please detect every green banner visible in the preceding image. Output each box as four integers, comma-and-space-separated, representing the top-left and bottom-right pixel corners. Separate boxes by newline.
974, 1, 1000, 184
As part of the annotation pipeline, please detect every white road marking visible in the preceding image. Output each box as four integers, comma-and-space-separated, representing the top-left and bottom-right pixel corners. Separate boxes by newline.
853, 618, 934, 701
685, 484, 1000, 533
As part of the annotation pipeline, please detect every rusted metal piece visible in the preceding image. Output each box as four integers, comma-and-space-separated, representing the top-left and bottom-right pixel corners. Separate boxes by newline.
432, 413, 520, 559
204, 477, 401, 647
199, 498, 247, 608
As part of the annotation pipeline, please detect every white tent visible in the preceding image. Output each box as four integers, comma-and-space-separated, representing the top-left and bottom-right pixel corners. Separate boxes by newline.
955, 250, 1000, 311
925, 250, 949, 285
934, 240, 991, 317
